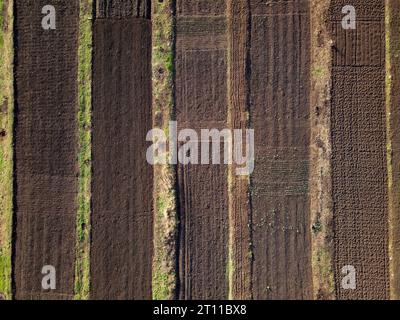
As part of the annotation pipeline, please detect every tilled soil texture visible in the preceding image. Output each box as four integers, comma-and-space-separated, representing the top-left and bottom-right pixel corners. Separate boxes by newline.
388, 0, 400, 299
91, 19, 153, 300
249, 0, 312, 299
329, 0, 389, 299
175, 0, 229, 300
13, 0, 79, 299
96, 0, 151, 19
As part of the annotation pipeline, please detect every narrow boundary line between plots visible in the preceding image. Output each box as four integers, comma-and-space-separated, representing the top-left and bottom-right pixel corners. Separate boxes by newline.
0, 0, 14, 300
74, 0, 94, 300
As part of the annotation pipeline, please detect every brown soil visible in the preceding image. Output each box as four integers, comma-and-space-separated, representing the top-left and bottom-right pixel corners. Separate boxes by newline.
175, 0, 229, 300
226, 0, 252, 300
249, 0, 313, 300
329, 0, 390, 299
388, 0, 400, 299
176, 0, 226, 16
13, 0, 79, 300
96, 0, 151, 19
9, 0, 394, 301
91, 18, 153, 300
177, 164, 229, 299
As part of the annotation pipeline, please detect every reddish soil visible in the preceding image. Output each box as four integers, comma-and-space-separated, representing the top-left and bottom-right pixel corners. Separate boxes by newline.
13, 0, 79, 300
175, 0, 229, 300
91, 18, 153, 300
249, 0, 313, 299
330, 0, 389, 299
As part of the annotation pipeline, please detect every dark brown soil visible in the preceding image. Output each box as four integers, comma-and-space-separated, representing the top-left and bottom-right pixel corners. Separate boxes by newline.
177, 164, 229, 299
249, 0, 313, 300
13, 0, 79, 300
388, 0, 400, 299
177, 0, 225, 16
91, 18, 153, 300
330, 0, 389, 299
96, 0, 151, 19
9, 0, 394, 301
175, 0, 229, 300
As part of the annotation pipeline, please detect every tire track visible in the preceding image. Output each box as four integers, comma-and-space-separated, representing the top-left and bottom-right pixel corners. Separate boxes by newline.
175, 0, 229, 300
249, 0, 313, 300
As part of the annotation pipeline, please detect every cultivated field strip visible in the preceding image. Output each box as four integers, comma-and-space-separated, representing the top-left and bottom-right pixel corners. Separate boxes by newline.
249, 0, 313, 299
176, 0, 229, 300
0, 0, 398, 301
330, 0, 390, 299
96, 0, 150, 19
388, 0, 400, 299
91, 18, 153, 299
13, 0, 79, 299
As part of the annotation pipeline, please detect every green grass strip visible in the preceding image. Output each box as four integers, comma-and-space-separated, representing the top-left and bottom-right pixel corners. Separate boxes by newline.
0, 0, 14, 300
152, 0, 177, 300
74, 0, 93, 300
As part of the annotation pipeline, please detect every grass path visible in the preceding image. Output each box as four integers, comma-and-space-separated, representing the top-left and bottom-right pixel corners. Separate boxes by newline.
0, 0, 13, 300
74, 0, 93, 300
152, 0, 177, 300
309, 0, 336, 300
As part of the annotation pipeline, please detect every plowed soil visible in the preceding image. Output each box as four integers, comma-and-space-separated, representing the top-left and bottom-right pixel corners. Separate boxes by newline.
96, 0, 151, 19
175, 0, 229, 300
329, 0, 390, 299
9, 0, 395, 301
13, 0, 79, 300
91, 18, 153, 300
249, 0, 312, 300
388, 0, 400, 298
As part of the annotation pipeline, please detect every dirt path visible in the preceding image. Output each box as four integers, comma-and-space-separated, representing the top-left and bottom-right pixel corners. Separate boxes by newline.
175, 0, 229, 300
249, 0, 313, 300
226, 0, 252, 300
13, 0, 79, 300
91, 18, 153, 299
329, 0, 389, 299
309, 0, 335, 300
